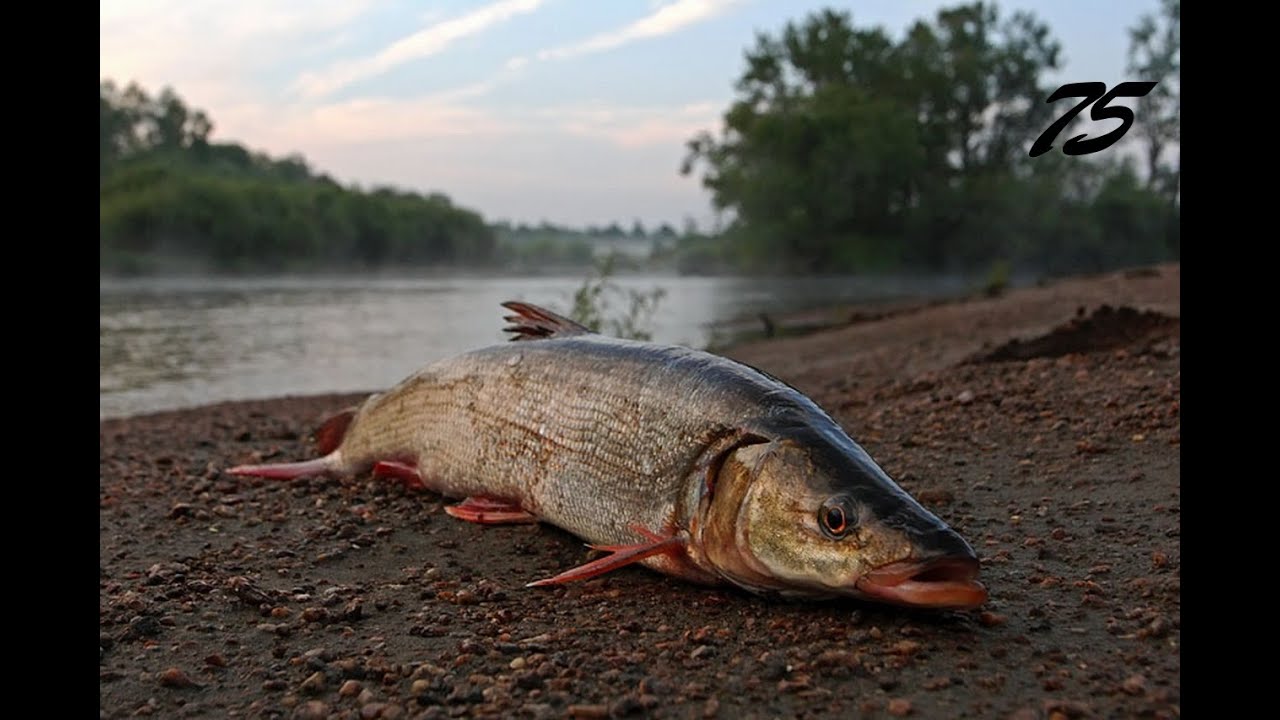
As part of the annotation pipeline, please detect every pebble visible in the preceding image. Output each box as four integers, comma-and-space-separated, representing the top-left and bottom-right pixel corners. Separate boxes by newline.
979, 611, 1007, 627
158, 667, 195, 688
509, 657, 527, 670
887, 698, 913, 716
340, 680, 363, 697
292, 700, 329, 720
1122, 674, 1146, 695
300, 670, 327, 694
891, 640, 922, 656
567, 704, 609, 719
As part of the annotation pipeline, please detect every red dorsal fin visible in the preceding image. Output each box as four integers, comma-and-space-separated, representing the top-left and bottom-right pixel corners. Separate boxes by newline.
311, 408, 356, 455
500, 301, 593, 342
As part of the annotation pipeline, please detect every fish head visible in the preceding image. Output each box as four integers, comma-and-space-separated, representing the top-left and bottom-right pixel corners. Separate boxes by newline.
699, 433, 987, 609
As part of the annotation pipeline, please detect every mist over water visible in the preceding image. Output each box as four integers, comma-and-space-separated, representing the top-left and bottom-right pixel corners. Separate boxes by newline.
100, 273, 980, 420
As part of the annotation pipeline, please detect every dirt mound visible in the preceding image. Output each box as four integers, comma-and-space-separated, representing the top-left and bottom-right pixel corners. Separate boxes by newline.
973, 304, 1179, 363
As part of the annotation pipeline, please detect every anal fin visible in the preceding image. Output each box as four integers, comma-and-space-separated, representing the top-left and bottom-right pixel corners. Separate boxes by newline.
527, 524, 686, 587
445, 496, 539, 525
311, 408, 357, 455
372, 460, 425, 490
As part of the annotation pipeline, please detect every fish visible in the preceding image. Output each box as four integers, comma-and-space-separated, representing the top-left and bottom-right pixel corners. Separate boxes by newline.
227, 301, 987, 609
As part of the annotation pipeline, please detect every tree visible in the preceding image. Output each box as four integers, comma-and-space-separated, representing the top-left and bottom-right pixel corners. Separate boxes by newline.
1126, 0, 1179, 201
681, 3, 1062, 272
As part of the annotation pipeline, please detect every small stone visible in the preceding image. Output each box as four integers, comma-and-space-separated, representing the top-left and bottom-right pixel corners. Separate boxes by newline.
204, 654, 227, 668
1122, 674, 1146, 695
292, 700, 330, 720
360, 703, 385, 719
887, 698, 913, 716
158, 667, 195, 688
957, 390, 975, 405
509, 657, 526, 670
127, 615, 162, 639
703, 697, 720, 718
978, 611, 1007, 627
339, 680, 362, 697
300, 607, 330, 624
300, 671, 327, 694
610, 696, 643, 716
410, 679, 432, 695
891, 640, 921, 656
567, 704, 609, 719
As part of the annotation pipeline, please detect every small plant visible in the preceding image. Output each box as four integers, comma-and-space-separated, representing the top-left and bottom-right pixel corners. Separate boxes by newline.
570, 253, 667, 341
983, 259, 1011, 297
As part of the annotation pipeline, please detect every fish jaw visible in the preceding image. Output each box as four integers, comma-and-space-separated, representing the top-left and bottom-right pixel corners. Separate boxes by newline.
853, 556, 988, 609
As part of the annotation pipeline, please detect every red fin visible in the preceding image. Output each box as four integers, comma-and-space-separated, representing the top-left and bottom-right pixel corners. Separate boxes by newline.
311, 408, 356, 455
372, 460, 425, 491
226, 457, 332, 480
499, 301, 593, 341
445, 496, 538, 525
526, 524, 686, 587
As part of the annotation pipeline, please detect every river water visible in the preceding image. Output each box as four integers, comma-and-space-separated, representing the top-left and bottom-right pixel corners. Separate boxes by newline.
100, 272, 978, 419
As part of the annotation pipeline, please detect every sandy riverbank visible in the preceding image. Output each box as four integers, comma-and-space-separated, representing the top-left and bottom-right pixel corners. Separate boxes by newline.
100, 263, 1180, 719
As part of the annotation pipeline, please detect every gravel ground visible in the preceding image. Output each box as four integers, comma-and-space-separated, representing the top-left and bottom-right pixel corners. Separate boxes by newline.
100, 264, 1180, 719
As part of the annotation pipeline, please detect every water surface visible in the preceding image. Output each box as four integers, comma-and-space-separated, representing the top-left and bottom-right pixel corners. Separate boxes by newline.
100, 273, 977, 419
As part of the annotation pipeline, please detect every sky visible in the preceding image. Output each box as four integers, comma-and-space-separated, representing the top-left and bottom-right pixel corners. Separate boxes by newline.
100, 0, 1167, 230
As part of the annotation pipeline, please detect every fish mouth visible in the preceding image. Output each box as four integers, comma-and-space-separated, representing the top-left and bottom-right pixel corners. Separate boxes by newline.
854, 557, 988, 609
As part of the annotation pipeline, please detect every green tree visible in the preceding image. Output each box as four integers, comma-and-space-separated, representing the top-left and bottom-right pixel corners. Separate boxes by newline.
682, 4, 1062, 273
1127, 0, 1179, 199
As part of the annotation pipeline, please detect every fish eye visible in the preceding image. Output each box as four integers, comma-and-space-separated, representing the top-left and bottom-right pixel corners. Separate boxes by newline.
819, 498, 856, 539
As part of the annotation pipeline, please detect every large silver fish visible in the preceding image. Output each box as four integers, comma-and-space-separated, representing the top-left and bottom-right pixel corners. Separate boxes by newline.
229, 301, 987, 609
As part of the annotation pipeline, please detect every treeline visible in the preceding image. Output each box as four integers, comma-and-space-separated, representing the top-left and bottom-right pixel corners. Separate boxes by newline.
681, 1, 1180, 275
491, 220, 685, 270
100, 82, 496, 274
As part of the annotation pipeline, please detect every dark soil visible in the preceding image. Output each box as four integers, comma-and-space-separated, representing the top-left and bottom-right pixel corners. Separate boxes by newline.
100, 264, 1180, 719
970, 305, 1179, 363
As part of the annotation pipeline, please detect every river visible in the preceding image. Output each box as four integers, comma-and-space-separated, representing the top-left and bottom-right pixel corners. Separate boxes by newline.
100, 272, 980, 419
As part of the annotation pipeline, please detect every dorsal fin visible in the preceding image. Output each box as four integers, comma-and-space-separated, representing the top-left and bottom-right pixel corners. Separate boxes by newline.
311, 407, 357, 455
500, 301, 593, 341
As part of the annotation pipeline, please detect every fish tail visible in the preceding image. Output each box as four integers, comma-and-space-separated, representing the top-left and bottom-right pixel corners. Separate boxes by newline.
225, 453, 341, 480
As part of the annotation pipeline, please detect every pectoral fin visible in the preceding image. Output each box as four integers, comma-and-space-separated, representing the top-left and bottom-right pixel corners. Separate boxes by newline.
526, 525, 687, 587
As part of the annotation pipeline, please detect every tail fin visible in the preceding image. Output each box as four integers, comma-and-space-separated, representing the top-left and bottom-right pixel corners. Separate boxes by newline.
226, 455, 337, 480
500, 301, 593, 341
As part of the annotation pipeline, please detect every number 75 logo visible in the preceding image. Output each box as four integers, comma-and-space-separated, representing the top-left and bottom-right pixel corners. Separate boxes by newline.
1029, 82, 1159, 157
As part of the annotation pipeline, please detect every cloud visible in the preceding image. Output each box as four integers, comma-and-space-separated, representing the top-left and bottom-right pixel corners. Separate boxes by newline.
524, 0, 746, 64
100, 1, 381, 113
538, 101, 725, 148
292, 0, 546, 99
